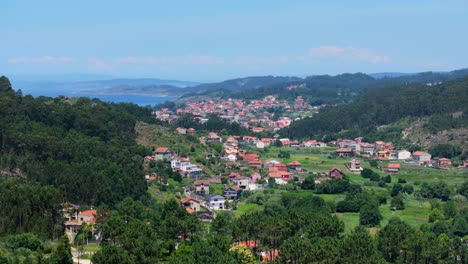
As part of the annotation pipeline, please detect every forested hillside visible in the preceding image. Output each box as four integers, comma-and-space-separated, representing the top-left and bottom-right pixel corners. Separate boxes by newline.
180, 68, 468, 105
284, 77, 468, 142
0, 76, 155, 206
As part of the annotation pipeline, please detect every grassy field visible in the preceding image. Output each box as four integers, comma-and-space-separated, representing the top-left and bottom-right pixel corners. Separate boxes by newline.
233, 203, 263, 217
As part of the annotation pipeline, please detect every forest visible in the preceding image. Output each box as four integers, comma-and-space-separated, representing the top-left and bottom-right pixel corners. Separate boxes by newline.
283, 77, 468, 143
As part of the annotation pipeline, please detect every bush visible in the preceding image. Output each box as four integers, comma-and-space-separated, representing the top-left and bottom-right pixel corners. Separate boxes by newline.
391, 196, 405, 210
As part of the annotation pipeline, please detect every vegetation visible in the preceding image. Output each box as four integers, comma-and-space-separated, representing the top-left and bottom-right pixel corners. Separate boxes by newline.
284, 77, 468, 142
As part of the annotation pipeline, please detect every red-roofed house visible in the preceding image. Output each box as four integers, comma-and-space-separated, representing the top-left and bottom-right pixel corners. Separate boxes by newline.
180, 197, 201, 213
274, 163, 288, 172
154, 147, 171, 160
329, 168, 345, 179
412, 151, 432, 162
248, 160, 263, 169
243, 153, 259, 162
438, 158, 452, 167
194, 180, 210, 195
288, 161, 302, 171
385, 163, 401, 173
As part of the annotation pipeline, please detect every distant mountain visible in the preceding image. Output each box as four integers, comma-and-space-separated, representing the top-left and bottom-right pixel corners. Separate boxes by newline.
10, 77, 201, 97
80, 84, 189, 97
180, 68, 468, 105
369, 72, 412, 79
180, 76, 302, 98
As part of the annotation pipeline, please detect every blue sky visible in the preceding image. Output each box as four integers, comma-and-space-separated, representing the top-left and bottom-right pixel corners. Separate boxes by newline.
1, 0, 467, 81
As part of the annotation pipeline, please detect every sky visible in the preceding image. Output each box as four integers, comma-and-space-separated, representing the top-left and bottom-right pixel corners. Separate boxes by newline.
1, 0, 467, 81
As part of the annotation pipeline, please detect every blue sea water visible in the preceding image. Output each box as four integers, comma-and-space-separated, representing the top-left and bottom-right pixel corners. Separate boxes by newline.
22, 89, 176, 106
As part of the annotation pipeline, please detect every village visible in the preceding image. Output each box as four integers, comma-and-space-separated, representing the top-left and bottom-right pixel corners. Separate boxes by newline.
154, 95, 321, 133
141, 128, 465, 224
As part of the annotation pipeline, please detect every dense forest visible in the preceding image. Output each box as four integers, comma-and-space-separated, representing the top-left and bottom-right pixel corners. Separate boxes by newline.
0, 76, 157, 207
283, 77, 468, 142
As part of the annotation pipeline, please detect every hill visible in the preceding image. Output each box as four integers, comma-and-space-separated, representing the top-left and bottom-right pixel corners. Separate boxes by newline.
283, 76, 468, 145
179, 68, 468, 105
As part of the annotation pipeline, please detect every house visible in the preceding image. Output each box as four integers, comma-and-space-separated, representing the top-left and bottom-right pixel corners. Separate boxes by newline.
279, 138, 291, 146
154, 147, 172, 160
348, 159, 362, 172
288, 161, 302, 171
230, 240, 258, 249
377, 150, 391, 160
397, 150, 411, 160
314, 177, 326, 184
336, 148, 353, 157
251, 172, 262, 183
233, 177, 251, 190
64, 208, 97, 235
438, 158, 452, 167
263, 158, 280, 168
328, 168, 345, 179
176, 127, 187, 134
269, 167, 291, 179
243, 153, 259, 162
385, 163, 401, 173
196, 211, 214, 222
207, 132, 222, 143
274, 163, 288, 172
224, 186, 242, 200
412, 151, 432, 163
194, 180, 210, 195
256, 141, 265, 149
206, 194, 225, 210
359, 142, 375, 155
248, 160, 263, 169
187, 128, 196, 134
180, 197, 201, 213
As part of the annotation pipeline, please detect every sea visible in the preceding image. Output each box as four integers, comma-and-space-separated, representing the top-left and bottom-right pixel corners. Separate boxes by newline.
22, 89, 176, 107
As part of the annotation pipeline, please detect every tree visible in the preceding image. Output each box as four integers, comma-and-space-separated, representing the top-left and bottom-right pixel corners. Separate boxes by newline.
229, 245, 256, 264
301, 176, 315, 190
428, 208, 445, 222
369, 160, 378, 168
402, 184, 414, 194
377, 217, 413, 262
360, 201, 382, 227
390, 184, 402, 197
457, 181, 468, 198
391, 195, 405, 210
279, 235, 314, 264
443, 201, 457, 219
50, 235, 72, 264
361, 168, 374, 178
341, 226, 385, 263
92, 244, 135, 264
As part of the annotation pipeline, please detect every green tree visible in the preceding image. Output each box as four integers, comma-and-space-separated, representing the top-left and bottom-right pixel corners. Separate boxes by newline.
229, 245, 256, 264
391, 195, 405, 210
360, 201, 382, 227
50, 235, 72, 264
428, 208, 445, 222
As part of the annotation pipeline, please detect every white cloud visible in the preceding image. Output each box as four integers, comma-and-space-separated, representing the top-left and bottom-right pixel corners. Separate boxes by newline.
8, 56, 75, 64
309, 46, 391, 64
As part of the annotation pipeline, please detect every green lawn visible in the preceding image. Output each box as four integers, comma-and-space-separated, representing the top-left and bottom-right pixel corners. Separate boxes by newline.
233, 203, 263, 216
84, 243, 100, 253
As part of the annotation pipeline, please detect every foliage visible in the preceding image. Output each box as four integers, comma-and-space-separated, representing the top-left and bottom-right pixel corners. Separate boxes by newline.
284, 77, 468, 139
359, 201, 382, 227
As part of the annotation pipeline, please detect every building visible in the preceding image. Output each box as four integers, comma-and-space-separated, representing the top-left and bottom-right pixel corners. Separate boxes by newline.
288, 161, 302, 171
336, 148, 353, 157
194, 180, 210, 195
206, 194, 225, 210
180, 197, 201, 213
154, 147, 172, 160
329, 168, 345, 179
397, 150, 411, 160
224, 186, 242, 200
176, 127, 187, 134
438, 158, 452, 167
348, 159, 362, 172
385, 163, 401, 173
412, 151, 432, 163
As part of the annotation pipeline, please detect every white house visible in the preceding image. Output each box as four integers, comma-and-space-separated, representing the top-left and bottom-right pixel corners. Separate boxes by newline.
413, 151, 432, 162
256, 141, 265, 149
397, 150, 411, 160
206, 194, 225, 210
